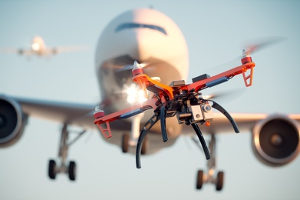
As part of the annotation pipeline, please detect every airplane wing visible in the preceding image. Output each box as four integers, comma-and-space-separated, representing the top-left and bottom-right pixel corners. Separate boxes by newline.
182, 112, 300, 134
3, 94, 300, 145
50, 46, 87, 55
0, 48, 33, 56
2, 95, 96, 129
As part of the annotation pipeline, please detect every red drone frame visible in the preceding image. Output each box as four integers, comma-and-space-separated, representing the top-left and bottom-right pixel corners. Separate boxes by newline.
94, 51, 255, 168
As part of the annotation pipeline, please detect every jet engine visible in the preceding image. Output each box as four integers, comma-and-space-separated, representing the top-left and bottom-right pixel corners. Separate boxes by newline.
0, 96, 27, 147
252, 114, 300, 166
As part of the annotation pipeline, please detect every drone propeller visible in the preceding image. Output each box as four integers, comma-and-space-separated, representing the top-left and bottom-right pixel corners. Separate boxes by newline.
202, 88, 243, 101
207, 37, 285, 74
117, 61, 148, 72
243, 37, 285, 56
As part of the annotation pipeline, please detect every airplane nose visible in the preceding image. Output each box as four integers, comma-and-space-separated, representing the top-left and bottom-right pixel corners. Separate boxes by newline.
95, 10, 188, 79
135, 26, 169, 61
133, 28, 186, 85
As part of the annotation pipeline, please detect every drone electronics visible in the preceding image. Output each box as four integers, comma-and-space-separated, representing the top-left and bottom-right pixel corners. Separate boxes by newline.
94, 49, 255, 169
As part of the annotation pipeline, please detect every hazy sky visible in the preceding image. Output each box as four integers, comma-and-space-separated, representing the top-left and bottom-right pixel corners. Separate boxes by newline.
1, 0, 300, 199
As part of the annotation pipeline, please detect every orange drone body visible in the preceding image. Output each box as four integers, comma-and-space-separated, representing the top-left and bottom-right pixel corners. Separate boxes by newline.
94, 56, 255, 139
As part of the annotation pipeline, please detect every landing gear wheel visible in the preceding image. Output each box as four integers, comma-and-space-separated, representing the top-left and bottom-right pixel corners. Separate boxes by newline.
141, 135, 148, 155
48, 159, 56, 180
68, 161, 76, 181
121, 133, 129, 153
216, 171, 224, 191
196, 170, 204, 190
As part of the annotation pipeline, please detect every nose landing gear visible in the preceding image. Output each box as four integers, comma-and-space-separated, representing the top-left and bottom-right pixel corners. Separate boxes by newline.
121, 113, 148, 154
194, 134, 225, 191
48, 123, 85, 181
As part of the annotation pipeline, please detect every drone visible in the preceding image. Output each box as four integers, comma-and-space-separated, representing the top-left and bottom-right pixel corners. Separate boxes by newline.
94, 49, 255, 168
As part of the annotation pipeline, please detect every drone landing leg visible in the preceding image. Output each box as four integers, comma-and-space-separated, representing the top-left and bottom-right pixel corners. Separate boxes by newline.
191, 123, 210, 160
160, 105, 168, 142
210, 100, 239, 133
136, 114, 159, 169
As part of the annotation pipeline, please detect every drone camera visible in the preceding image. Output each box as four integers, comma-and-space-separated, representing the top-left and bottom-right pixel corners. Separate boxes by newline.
191, 105, 204, 122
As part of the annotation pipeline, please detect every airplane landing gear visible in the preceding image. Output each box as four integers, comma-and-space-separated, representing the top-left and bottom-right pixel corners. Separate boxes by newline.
121, 133, 130, 153
48, 159, 56, 179
48, 123, 85, 181
121, 113, 148, 154
196, 169, 204, 189
68, 161, 76, 181
216, 171, 224, 191
194, 134, 225, 191
121, 133, 148, 154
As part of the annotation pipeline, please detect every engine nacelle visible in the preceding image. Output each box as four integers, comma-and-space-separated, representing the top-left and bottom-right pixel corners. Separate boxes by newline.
0, 96, 27, 147
252, 114, 300, 166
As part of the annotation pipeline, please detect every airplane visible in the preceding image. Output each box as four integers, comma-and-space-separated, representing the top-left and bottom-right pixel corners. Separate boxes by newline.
0, 36, 85, 58
0, 8, 299, 191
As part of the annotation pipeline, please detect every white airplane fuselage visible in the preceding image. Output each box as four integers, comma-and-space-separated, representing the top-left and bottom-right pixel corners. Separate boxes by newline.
31, 36, 47, 55
94, 8, 189, 152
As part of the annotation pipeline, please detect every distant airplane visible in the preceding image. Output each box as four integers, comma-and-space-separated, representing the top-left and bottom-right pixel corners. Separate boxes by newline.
0, 8, 299, 191
0, 36, 85, 57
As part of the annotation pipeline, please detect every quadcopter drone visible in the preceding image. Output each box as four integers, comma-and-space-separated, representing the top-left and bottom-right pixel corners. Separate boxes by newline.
94, 49, 255, 169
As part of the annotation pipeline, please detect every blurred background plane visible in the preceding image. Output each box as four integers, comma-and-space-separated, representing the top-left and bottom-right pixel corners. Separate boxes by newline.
0, 0, 300, 200
0, 36, 85, 58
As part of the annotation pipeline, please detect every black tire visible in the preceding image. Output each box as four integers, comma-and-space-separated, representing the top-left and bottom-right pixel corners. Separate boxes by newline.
68, 161, 76, 181
48, 159, 56, 180
216, 171, 224, 191
122, 133, 129, 153
196, 170, 204, 189
141, 135, 148, 155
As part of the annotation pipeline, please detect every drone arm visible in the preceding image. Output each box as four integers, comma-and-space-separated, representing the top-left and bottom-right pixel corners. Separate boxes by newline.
94, 98, 158, 138
187, 62, 255, 92
133, 74, 174, 99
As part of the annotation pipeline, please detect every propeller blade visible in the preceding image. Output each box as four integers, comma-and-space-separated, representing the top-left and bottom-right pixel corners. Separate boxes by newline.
116, 64, 134, 72
207, 37, 285, 74
115, 53, 184, 72
203, 88, 244, 101
243, 37, 285, 55
117, 62, 147, 72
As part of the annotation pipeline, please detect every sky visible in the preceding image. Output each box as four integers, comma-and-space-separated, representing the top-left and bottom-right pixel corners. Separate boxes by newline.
0, 0, 300, 199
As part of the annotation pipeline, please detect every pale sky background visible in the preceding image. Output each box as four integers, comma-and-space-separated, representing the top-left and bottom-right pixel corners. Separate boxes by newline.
1, 0, 300, 199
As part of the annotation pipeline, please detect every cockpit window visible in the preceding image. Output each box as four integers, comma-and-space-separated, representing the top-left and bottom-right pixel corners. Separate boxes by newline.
115, 23, 167, 35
